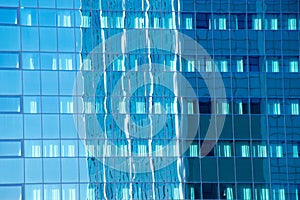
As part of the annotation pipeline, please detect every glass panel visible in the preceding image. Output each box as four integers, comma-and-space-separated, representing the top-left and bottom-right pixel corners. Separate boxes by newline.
0, 53, 19, 69
0, 97, 21, 112
0, 8, 18, 25
20, 8, 37, 26
0, 141, 21, 157
0, 26, 20, 51
0, 186, 22, 200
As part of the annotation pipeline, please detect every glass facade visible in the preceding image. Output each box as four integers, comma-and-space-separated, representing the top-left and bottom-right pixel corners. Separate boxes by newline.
0, 0, 299, 199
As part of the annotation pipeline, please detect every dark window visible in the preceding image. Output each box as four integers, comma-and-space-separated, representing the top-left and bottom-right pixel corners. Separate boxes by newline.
202, 183, 218, 199
199, 98, 211, 113
196, 13, 210, 29
249, 56, 260, 72
250, 98, 261, 114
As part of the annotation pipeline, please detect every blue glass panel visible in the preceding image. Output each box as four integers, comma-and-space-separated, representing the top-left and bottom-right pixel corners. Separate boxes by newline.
20, 8, 38, 26
0, 53, 19, 69
42, 114, 59, 138
0, 8, 17, 25
39, 9, 57, 26
0, 0, 18, 6
62, 158, 79, 182
20, 0, 37, 7
57, 28, 75, 52
40, 27, 57, 51
25, 158, 43, 183
38, 0, 55, 8
0, 70, 21, 95
21, 27, 39, 51
0, 97, 21, 112
0, 114, 23, 139
0, 141, 21, 157
0, 186, 22, 200
43, 158, 61, 182
41, 71, 59, 94
24, 114, 42, 139
23, 71, 41, 95
0, 159, 24, 184
0, 26, 20, 51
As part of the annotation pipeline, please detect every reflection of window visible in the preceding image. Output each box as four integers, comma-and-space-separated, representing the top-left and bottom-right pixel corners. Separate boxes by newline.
218, 142, 232, 157
265, 59, 279, 72
217, 101, 230, 114
293, 145, 299, 158
186, 17, 193, 29
187, 60, 195, 72
189, 144, 198, 157
155, 145, 163, 156
253, 144, 267, 157
122, 188, 129, 200
289, 60, 299, 72
205, 60, 213, 72
136, 102, 145, 114
243, 188, 252, 200
82, 16, 90, 27
265, 18, 278, 30
268, 101, 281, 115
253, 16, 262, 30
291, 100, 299, 115
237, 59, 244, 72
188, 102, 194, 114
210, 16, 227, 30
134, 17, 144, 28
100, 15, 107, 28
138, 144, 147, 156
270, 144, 283, 158
226, 187, 234, 200
241, 145, 250, 157
288, 18, 297, 30
153, 17, 159, 28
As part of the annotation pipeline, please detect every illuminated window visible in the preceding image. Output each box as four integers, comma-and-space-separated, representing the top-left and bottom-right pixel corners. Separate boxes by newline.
288, 18, 297, 30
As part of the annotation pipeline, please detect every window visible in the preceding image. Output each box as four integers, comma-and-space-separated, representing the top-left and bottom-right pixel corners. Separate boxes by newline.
217, 101, 230, 114
187, 102, 193, 114
268, 101, 281, 115
155, 144, 163, 156
291, 100, 299, 115
253, 143, 267, 157
218, 142, 232, 157
57, 11, 71, 27
236, 59, 244, 72
153, 102, 162, 114
113, 57, 125, 71
243, 188, 252, 200
288, 18, 297, 30
236, 142, 251, 157
187, 60, 195, 72
122, 188, 129, 200
250, 99, 261, 114
210, 16, 227, 30
137, 144, 147, 156
216, 59, 228, 72
153, 17, 159, 28
82, 15, 90, 27
265, 17, 278, 30
136, 102, 146, 114
234, 99, 248, 114
253, 16, 262, 30
292, 145, 299, 158
186, 17, 193, 29
100, 15, 108, 28
205, 60, 213, 72
189, 144, 198, 157
270, 143, 284, 158
289, 60, 299, 72
134, 17, 144, 28
265, 59, 279, 72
